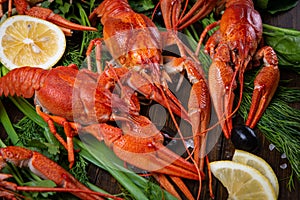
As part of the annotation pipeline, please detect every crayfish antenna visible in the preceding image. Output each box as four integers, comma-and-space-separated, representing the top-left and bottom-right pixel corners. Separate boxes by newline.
152, 174, 182, 199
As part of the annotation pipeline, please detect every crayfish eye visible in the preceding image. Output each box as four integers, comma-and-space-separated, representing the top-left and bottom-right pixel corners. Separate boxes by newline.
159, 65, 164, 71
113, 109, 121, 114
233, 48, 239, 55
143, 68, 152, 75
229, 61, 235, 68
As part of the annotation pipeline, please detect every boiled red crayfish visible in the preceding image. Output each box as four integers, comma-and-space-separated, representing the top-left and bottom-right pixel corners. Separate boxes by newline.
0, 64, 202, 180
85, 1, 216, 198
0, 0, 97, 35
88, 0, 214, 175
197, 0, 280, 139
0, 64, 204, 199
0, 146, 122, 200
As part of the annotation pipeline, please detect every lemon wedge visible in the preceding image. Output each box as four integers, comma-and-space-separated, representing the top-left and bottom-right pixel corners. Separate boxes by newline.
0, 15, 66, 70
210, 161, 277, 200
232, 149, 279, 197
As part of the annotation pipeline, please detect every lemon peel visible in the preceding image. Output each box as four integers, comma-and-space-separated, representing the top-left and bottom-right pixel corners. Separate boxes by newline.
0, 15, 66, 70
232, 149, 279, 197
210, 160, 277, 200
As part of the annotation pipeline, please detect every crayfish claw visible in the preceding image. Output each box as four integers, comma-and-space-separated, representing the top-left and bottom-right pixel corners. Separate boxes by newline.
246, 47, 280, 128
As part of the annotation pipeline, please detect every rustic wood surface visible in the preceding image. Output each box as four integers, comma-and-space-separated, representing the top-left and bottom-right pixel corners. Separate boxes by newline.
0, 1, 299, 200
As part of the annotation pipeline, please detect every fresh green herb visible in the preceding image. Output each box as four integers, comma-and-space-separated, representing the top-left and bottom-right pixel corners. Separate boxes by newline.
74, 2, 102, 55
0, 102, 55, 199
57, 1, 72, 16
183, 27, 212, 74
69, 154, 89, 184
22, 180, 57, 198
75, 137, 148, 200
78, 26, 103, 58
129, 0, 155, 13
14, 116, 46, 146
0, 137, 6, 147
14, 116, 60, 161
61, 45, 84, 66
0, 108, 104, 199
86, 182, 119, 198
199, 13, 219, 38
41, 0, 71, 17
263, 24, 300, 70
255, 0, 299, 14
8, 96, 61, 148
0, 100, 21, 146
8, 97, 45, 127
40, 0, 51, 8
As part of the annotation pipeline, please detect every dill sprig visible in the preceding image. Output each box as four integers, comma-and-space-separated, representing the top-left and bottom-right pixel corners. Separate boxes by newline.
13, 116, 62, 162
239, 71, 300, 187
61, 45, 84, 66
69, 154, 89, 184
14, 116, 46, 146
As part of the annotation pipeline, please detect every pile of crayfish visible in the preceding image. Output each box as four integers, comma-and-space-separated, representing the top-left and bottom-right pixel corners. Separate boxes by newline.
0, 0, 280, 199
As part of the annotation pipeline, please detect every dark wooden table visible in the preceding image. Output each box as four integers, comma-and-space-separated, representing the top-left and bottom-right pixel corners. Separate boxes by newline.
0, 2, 299, 200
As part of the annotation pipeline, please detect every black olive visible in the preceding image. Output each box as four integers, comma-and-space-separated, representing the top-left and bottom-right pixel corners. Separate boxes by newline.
231, 125, 259, 153
152, 8, 165, 26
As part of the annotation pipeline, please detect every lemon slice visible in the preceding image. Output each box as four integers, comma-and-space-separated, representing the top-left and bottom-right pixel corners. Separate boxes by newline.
232, 149, 279, 197
0, 15, 66, 70
210, 161, 277, 200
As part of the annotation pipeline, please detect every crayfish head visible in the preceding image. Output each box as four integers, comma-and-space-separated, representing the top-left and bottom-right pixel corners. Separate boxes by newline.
134, 62, 171, 89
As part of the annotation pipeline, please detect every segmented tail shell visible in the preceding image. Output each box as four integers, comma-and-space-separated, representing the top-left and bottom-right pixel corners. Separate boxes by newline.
0, 67, 48, 98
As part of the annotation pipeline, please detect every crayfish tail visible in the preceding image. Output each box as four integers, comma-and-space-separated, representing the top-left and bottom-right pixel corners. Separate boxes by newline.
0, 67, 48, 98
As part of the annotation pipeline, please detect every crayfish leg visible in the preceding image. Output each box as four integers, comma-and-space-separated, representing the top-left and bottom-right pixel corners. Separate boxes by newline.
36, 105, 79, 169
